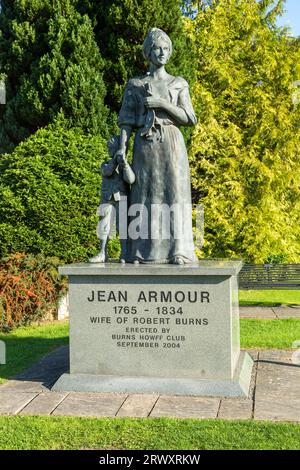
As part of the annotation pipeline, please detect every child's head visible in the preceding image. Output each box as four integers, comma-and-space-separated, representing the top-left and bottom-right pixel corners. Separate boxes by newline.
107, 135, 120, 158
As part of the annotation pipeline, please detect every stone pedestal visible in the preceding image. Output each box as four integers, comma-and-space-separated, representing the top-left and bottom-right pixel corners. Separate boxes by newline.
52, 260, 253, 397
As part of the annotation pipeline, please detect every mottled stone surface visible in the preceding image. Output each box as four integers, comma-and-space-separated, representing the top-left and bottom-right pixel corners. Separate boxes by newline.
273, 306, 300, 318
239, 307, 276, 319
20, 392, 68, 416
150, 396, 220, 419
52, 392, 127, 417
117, 394, 158, 417
0, 392, 37, 415
218, 398, 253, 420
0, 380, 47, 393
255, 362, 300, 399
254, 398, 300, 422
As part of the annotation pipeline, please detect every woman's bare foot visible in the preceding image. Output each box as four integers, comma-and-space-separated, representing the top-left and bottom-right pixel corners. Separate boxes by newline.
172, 256, 184, 265
88, 252, 106, 263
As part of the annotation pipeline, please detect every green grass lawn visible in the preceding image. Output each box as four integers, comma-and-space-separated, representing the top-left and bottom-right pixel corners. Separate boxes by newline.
240, 318, 300, 349
0, 416, 299, 450
239, 290, 300, 306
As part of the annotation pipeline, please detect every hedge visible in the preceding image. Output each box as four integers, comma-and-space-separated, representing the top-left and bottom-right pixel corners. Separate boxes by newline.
0, 124, 117, 262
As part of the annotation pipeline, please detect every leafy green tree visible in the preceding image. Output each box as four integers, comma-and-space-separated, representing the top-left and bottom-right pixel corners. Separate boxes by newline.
0, 0, 108, 154
188, 0, 300, 262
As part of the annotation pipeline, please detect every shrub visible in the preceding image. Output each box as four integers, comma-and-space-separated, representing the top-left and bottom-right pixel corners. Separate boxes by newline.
0, 253, 66, 331
0, 124, 116, 261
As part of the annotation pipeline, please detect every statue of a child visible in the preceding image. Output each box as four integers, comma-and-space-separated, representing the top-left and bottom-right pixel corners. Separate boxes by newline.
89, 135, 135, 264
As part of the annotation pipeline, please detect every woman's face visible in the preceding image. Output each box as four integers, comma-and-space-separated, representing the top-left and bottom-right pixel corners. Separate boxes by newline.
149, 37, 170, 66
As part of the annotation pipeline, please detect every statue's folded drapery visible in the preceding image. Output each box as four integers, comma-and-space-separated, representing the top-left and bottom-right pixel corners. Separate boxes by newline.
119, 75, 198, 264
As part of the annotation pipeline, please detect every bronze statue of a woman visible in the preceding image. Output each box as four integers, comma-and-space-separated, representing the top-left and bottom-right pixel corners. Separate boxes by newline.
116, 28, 197, 265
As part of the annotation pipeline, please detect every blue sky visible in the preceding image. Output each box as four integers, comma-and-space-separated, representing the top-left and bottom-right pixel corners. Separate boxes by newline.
277, 0, 300, 36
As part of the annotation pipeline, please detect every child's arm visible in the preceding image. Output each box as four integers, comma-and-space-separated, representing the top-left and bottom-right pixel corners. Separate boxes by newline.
114, 126, 132, 162
121, 161, 135, 185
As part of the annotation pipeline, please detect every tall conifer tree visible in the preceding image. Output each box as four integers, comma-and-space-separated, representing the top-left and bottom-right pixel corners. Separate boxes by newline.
0, 0, 108, 153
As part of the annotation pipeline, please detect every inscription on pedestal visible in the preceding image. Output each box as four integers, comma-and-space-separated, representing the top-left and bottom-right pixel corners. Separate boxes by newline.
86, 289, 210, 351
67, 271, 240, 381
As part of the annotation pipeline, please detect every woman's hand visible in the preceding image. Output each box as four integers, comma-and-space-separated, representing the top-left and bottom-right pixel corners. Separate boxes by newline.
114, 148, 127, 165
144, 97, 168, 110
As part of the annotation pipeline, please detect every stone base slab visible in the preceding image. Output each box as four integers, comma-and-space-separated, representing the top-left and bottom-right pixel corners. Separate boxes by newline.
52, 351, 253, 398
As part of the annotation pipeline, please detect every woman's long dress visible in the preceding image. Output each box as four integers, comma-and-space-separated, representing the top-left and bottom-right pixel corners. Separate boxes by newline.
119, 74, 197, 264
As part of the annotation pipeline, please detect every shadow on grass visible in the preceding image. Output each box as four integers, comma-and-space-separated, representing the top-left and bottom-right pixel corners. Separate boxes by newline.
239, 301, 282, 307
0, 334, 69, 383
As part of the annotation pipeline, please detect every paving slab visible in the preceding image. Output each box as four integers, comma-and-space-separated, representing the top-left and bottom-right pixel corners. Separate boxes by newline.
258, 350, 295, 361
273, 307, 300, 319
0, 380, 48, 393
254, 398, 300, 422
0, 392, 37, 415
150, 396, 220, 419
255, 371, 300, 399
20, 392, 68, 416
239, 307, 276, 319
52, 392, 127, 417
257, 362, 300, 376
218, 398, 253, 420
117, 394, 158, 418
255, 350, 300, 400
